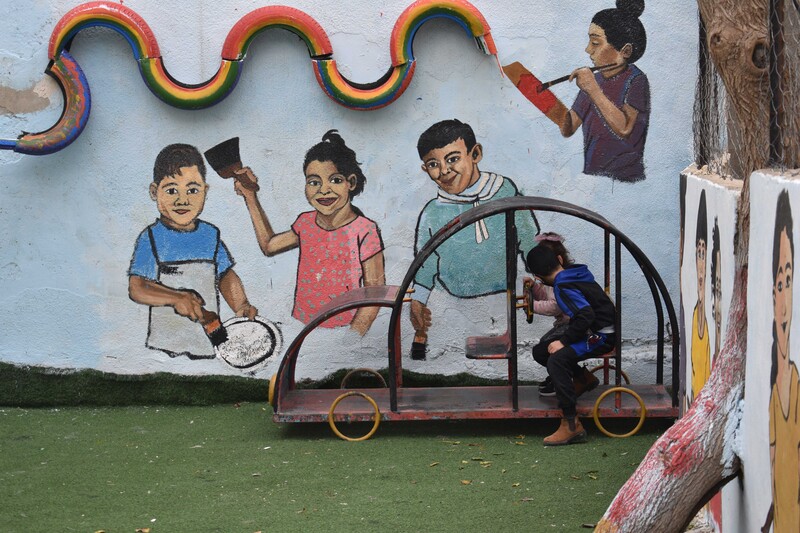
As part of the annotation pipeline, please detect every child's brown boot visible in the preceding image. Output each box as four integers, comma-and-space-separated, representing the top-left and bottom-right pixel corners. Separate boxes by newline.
543, 417, 587, 446
574, 366, 600, 397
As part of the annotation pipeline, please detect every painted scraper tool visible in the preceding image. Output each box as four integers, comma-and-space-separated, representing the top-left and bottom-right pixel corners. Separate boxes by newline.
204, 137, 259, 191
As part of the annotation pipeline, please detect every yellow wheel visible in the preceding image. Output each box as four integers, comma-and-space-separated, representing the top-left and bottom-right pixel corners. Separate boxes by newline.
589, 363, 631, 385
328, 391, 381, 442
268, 374, 277, 407
592, 387, 646, 438
340, 368, 388, 389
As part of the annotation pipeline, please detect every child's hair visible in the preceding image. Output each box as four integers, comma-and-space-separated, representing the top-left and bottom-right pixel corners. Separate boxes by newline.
771, 189, 794, 385
417, 119, 478, 159
696, 189, 707, 246
153, 143, 207, 184
303, 130, 366, 198
592, 0, 647, 64
526, 245, 561, 278
534, 232, 574, 266
710, 217, 720, 297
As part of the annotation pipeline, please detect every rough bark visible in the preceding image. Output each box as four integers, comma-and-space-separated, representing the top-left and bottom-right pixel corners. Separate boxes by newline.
595, 1, 767, 531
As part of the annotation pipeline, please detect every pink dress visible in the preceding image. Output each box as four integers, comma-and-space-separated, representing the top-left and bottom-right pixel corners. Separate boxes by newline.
291, 211, 383, 327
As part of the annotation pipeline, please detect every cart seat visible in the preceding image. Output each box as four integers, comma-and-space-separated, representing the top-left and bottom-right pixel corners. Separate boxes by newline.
465, 331, 512, 359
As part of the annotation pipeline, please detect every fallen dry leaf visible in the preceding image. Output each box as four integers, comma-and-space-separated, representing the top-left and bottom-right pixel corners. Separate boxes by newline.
135, 529, 151, 533
588, 474, 598, 480
514, 441, 527, 446
512, 482, 521, 487
520, 497, 535, 502
570, 475, 581, 480
515, 435, 525, 439
461, 480, 472, 485
429, 462, 439, 467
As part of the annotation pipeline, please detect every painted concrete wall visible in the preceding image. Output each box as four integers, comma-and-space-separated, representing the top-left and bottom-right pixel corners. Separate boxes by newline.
0, 0, 695, 381
680, 169, 742, 531
681, 170, 800, 533
740, 171, 800, 533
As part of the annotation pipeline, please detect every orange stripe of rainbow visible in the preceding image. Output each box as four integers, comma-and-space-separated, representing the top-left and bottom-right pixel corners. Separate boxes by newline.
390, 0, 495, 66
138, 59, 242, 110
221, 6, 332, 60
314, 60, 416, 110
49, 2, 159, 60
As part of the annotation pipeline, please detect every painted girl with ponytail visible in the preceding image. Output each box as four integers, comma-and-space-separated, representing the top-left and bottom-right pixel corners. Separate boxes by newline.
234, 130, 385, 335
559, 0, 650, 182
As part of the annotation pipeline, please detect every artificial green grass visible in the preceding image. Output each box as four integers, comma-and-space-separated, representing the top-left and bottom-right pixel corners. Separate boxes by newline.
0, 402, 667, 532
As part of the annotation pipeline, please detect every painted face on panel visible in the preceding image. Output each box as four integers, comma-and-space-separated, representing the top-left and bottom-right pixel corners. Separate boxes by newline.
304, 159, 355, 217
420, 138, 482, 195
774, 229, 793, 360
150, 165, 207, 231
696, 239, 707, 303
585, 23, 629, 76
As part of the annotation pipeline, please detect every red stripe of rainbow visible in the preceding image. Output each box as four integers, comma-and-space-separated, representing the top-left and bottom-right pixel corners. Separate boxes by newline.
221, 6, 332, 60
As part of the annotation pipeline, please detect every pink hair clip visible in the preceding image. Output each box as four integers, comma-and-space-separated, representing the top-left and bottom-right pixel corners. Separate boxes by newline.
535, 232, 564, 243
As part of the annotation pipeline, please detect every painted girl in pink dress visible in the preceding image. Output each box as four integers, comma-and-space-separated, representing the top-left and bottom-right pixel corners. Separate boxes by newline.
234, 130, 385, 335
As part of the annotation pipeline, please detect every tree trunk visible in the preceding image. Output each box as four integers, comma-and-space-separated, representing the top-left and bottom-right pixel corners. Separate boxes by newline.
595, 1, 768, 531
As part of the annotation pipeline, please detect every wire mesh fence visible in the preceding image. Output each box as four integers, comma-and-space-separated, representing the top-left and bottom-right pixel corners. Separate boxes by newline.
693, 0, 800, 178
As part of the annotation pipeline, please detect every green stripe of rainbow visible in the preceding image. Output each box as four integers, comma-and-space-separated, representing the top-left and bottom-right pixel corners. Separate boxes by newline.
3, 0, 497, 154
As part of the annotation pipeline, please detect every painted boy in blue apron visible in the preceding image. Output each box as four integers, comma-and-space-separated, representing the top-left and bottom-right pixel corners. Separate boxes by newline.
128, 143, 258, 359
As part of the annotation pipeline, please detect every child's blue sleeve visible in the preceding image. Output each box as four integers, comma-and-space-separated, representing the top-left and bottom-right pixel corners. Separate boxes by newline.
128, 230, 158, 280
216, 240, 235, 279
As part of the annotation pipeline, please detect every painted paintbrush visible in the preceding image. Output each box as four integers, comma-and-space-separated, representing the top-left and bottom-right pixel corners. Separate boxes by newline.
536, 63, 617, 92
204, 137, 259, 192
201, 308, 229, 347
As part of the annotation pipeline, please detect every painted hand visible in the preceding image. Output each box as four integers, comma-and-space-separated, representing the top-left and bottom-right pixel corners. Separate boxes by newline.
173, 290, 205, 322
233, 167, 259, 197
547, 339, 565, 354
569, 67, 600, 95
236, 302, 258, 320
410, 300, 432, 333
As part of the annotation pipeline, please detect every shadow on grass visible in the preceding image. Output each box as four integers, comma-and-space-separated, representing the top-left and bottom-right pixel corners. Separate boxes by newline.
276, 416, 674, 442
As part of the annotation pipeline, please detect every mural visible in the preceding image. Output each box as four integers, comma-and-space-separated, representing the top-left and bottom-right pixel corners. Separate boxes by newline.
690, 189, 710, 403
680, 172, 740, 532
0, 0, 695, 386
503, 0, 650, 183
229, 131, 385, 335
127, 143, 280, 368
764, 189, 800, 533
408, 119, 539, 359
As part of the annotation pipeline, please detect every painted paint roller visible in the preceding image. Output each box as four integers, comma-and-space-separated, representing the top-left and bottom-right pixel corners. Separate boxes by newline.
204, 137, 259, 191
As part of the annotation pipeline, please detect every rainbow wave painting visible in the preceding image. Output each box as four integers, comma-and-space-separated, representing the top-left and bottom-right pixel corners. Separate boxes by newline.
2, 0, 497, 155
